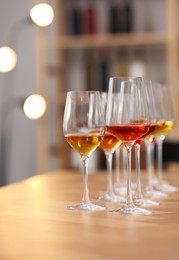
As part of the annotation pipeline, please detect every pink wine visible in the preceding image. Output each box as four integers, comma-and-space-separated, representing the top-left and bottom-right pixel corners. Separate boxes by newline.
107, 125, 149, 143
134, 124, 157, 145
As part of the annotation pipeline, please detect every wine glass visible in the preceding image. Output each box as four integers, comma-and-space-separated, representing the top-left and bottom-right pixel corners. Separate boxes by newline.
114, 147, 121, 191
153, 83, 178, 192
133, 80, 159, 206
106, 77, 152, 215
142, 82, 167, 199
63, 91, 105, 210
144, 137, 167, 198
114, 145, 128, 196
95, 92, 124, 202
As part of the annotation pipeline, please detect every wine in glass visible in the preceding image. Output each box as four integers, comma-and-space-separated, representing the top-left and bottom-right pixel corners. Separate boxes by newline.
140, 84, 167, 198
106, 77, 151, 215
133, 80, 159, 206
98, 132, 125, 201
153, 83, 177, 192
95, 92, 124, 202
63, 91, 105, 210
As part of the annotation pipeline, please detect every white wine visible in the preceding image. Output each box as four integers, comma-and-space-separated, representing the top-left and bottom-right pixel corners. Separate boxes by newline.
66, 134, 103, 157
154, 120, 175, 136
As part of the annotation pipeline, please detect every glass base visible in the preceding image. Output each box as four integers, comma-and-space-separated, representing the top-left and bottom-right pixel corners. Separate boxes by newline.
114, 186, 135, 196
114, 186, 127, 196
143, 188, 167, 199
133, 197, 159, 207
108, 205, 152, 215
94, 192, 125, 203
156, 182, 179, 193
151, 176, 159, 186
67, 201, 105, 211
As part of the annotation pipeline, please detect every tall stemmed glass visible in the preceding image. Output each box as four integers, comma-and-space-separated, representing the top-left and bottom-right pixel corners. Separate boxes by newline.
141, 82, 167, 199
63, 91, 105, 210
133, 80, 159, 207
114, 147, 121, 190
106, 77, 151, 215
153, 83, 178, 192
144, 137, 167, 198
96, 92, 124, 202
114, 146, 128, 196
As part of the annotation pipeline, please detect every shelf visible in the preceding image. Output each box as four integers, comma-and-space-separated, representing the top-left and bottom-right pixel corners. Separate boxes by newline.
36, 0, 179, 171
53, 33, 168, 50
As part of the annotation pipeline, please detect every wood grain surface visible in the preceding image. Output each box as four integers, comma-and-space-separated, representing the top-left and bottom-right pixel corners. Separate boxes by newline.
0, 169, 179, 260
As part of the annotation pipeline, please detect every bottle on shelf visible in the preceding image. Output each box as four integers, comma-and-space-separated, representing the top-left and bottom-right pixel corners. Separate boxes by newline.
69, 0, 83, 35
128, 48, 147, 78
98, 48, 109, 91
83, 0, 97, 35
118, 0, 133, 33
109, 0, 133, 33
117, 49, 129, 76
109, 0, 119, 33
85, 50, 97, 90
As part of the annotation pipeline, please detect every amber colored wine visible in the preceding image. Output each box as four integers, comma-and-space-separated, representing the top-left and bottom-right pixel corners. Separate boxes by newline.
154, 120, 175, 137
107, 125, 150, 143
66, 134, 103, 157
100, 132, 122, 154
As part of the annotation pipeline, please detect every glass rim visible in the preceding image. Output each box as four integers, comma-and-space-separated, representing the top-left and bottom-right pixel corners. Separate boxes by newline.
67, 90, 101, 94
109, 76, 144, 80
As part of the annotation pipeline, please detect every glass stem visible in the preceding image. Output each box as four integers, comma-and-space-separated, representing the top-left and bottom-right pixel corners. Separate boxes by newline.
150, 141, 155, 180
145, 141, 153, 190
156, 138, 163, 185
126, 145, 133, 207
105, 152, 113, 195
81, 157, 90, 204
115, 147, 120, 186
122, 146, 127, 184
135, 143, 143, 200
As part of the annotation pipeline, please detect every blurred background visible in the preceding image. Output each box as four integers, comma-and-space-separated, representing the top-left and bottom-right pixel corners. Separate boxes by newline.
0, 0, 179, 186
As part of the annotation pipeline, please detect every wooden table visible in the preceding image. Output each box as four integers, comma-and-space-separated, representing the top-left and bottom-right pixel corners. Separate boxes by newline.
0, 169, 179, 260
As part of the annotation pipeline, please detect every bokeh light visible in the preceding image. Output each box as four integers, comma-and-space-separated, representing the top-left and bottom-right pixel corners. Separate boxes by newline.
30, 3, 54, 27
23, 94, 46, 120
0, 46, 17, 72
